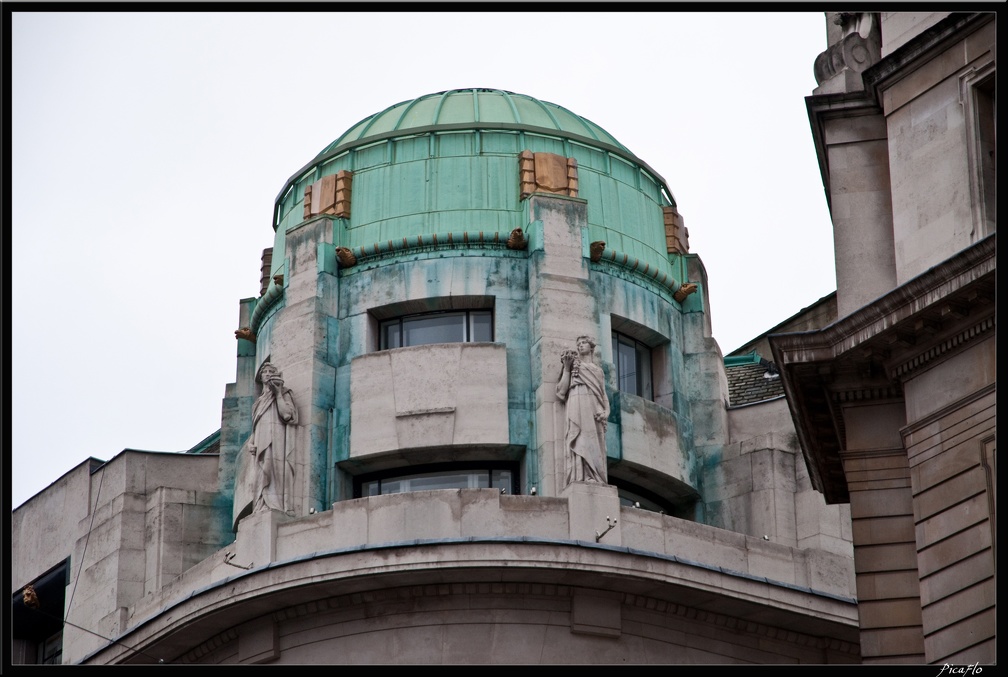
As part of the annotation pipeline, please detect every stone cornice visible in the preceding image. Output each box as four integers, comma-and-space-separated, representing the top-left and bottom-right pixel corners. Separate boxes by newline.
771, 234, 994, 366
769, 234, 995, 504
891, 315, 995, 380
179, 579, 860, 663
862, 12, 994, 109
95, 538, 857, 664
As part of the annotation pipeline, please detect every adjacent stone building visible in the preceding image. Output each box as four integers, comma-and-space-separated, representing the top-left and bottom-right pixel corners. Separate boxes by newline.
771, 11, 997, 664
11, 12, 994, 666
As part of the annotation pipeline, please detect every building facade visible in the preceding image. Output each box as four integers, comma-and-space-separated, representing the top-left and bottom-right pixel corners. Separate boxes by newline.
11, 12, 993, 665
772, 11, 996, 664
10, 86, 857, 665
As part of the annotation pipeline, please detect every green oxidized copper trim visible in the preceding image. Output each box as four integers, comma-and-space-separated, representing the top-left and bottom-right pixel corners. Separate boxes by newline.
591, 247, 681, 295
249, 280, 284, 334
724, 351, 763, 367
337, 230, 530, 272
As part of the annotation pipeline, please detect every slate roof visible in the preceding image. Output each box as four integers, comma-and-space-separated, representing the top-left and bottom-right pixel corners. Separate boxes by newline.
726, 362, 784, 407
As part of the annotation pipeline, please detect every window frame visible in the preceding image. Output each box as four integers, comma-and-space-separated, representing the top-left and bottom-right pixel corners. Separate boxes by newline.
611, 330, 654, 400
354, 461, 519, 498
960, 62, 996, 238
377, 308, 494, 350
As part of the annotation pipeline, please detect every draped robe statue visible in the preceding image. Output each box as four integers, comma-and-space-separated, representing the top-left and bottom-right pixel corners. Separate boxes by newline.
555, 335, 610, 486
242, 362, 298, 514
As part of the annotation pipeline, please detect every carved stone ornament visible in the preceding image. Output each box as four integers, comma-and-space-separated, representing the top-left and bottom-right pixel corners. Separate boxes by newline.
813, 12, 881, 85
22, 585, 39, 609
673, 282, 698, 303
555, 336, 610, 487
506, 228, 528, 250
241, 361, 299, 515
304, 170, 353, 220
519, 150, 579, 200
589, 241, 606, 262
335, 246, 358, 268
662, 205, 690, 254
235, 327, 257, 342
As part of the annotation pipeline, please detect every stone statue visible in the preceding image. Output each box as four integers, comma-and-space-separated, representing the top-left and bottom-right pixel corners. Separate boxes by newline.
242, 361, 298, 515
556, 335, 610, 486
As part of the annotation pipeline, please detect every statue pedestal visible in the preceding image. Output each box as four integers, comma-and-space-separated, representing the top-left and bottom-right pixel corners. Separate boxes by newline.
561, 481, 621, 545
234, 509, 293, 568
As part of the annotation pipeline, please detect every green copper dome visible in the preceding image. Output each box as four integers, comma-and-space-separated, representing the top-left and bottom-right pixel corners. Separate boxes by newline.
270, 89, 678, 286
314, 88, 632, 159
275, 89, 674, 216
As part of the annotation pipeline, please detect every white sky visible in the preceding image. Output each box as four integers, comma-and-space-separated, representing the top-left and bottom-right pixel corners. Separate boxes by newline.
9, 11, 838, 510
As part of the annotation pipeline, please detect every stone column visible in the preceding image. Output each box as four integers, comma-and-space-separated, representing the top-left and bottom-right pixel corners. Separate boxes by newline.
526, 194, 600, 497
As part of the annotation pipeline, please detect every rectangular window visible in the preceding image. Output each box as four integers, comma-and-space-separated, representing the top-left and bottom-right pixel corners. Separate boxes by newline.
380, 310, 493, 350
961, 65, 996, 237
974, 75, 995, 235
39, 631, 62, 665
359, 465, 515, 497
612, 331, 653, 400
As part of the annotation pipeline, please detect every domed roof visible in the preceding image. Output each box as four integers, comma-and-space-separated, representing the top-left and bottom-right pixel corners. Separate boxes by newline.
274, 88, 675, 229
312, 88, 632, 161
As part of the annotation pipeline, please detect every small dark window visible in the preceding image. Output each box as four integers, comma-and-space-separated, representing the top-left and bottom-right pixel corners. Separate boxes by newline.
612, 331, 653, 400
12, 560, 68, 665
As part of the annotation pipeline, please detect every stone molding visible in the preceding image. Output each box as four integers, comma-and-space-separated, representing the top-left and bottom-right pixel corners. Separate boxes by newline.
813, 12, 882, 87
177, 573, 859, 664
771, 235, 995, 504
303, 170, 353, 220
519, 150, 579, 199
662, 205, 689, 254
891, 315, 995, 380
861, 12, 993, 108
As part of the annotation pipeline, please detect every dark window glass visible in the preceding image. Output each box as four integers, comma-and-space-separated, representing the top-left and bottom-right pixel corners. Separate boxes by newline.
381, 321, 401, 351
470, 311, 493, 342
403, 312, 466, 346
357, 464, 516, 497
612, 331, 652, 400
976, 75, 995, 234
379, 310, 493, 349
39, 632, 62, 665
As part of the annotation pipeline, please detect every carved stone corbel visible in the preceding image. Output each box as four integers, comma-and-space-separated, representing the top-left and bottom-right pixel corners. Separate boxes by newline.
813, 12, 881, 86
506, 228, 528, 250
235, 327, 257, 342
673, 282, 698, 303
335, 246, 358, 268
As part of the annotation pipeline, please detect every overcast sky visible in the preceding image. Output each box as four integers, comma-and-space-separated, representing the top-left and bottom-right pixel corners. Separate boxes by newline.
9, 10, 838, 510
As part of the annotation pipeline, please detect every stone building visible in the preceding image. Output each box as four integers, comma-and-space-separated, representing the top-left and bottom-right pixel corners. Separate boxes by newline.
10, 12, 994, 666
771, 11, 997, 664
